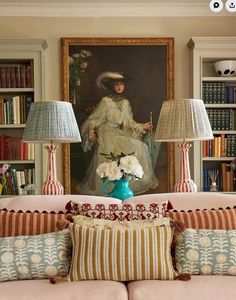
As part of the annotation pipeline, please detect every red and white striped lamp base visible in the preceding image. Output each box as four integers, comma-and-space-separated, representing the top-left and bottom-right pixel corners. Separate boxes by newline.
41, 145, 64, 195
174, 143, 197, 193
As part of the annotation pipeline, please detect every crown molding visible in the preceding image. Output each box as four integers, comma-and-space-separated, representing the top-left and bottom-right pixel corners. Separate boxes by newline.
0, 3, 234, 17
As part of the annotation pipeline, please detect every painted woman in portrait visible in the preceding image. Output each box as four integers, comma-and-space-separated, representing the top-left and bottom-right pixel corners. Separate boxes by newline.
79, 71, 159, 195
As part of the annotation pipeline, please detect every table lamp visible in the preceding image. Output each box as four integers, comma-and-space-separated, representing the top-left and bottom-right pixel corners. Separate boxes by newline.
155, 99, 213, 192
23, 101, 81, 195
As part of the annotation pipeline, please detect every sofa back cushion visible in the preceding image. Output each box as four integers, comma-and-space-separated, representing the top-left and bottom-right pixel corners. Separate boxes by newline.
0, 229, 71, 282
0, 210, 70, 237
167, 207, 236, 230
124, 192, 236, 211
175, 228, 236, 276
0, 195, 121, 213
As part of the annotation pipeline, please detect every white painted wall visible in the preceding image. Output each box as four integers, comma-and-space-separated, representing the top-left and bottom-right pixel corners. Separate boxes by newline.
0, 16, 235, 185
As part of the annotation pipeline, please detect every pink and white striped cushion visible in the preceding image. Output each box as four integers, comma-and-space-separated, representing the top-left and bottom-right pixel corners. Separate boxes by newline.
167, 207, 236, 230
0, 210, 69, 237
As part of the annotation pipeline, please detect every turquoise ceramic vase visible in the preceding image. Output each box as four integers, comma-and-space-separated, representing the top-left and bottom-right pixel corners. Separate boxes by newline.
102, 178, 134, 201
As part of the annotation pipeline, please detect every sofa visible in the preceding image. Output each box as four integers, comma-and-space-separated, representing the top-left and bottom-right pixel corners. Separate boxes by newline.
1, 192, 236, 300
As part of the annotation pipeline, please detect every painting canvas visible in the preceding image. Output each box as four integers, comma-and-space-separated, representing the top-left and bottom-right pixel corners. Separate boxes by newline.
61, 38, 175, 195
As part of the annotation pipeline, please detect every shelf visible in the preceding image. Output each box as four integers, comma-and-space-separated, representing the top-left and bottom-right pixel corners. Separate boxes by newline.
205, 104, 236, 108
212, 130, 236, 134
0, 88, 34, 93
202, 157, 234, 161
202, 77, 236, 82
0, 124, 25, 128
0, 160, 34, 164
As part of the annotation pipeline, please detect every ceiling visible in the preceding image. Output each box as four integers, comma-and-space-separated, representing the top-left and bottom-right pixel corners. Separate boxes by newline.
0, 0, 234, 17
0, 0, 210, 2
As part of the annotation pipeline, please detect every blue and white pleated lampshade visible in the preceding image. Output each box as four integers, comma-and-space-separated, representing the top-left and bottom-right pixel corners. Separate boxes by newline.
23, 101, 81, 143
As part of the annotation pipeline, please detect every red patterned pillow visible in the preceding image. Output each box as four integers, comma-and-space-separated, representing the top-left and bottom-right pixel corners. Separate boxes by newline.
0, 209, 70, 237
66, 201, 171, 221
167, 207, 236, 230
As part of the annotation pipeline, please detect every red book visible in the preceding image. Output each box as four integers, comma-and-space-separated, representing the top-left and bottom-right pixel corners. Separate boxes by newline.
20, 65, 26, 88
0, 66, 6, 88
26, 65, 32, 88
19, 138, 24, 160
10, 66, 16, 88
23, 142, 28, 160
5, 66, 11, 88
15, 65, 21, 88
0, 135, 5, 160
0, 96, 4, 124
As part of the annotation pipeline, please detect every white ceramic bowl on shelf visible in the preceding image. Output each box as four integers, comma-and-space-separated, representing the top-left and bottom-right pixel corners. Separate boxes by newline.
214, 60, 236, 77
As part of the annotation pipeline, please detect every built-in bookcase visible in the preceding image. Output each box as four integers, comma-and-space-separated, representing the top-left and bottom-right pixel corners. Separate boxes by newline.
188, 37, 236, 192
0, 39, 47, 195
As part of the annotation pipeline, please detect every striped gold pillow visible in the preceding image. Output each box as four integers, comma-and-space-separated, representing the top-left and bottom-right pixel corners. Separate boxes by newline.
0, 209, 69, 237
167, 207, 236, 230
69, 222, 176, 281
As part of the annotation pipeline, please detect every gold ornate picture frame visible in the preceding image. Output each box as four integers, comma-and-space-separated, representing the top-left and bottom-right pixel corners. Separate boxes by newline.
61, 37, 175, 195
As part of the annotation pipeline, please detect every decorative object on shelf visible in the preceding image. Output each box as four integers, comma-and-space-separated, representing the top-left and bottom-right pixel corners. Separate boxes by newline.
21, 183, 37, 195
155, 99, 213, 193
23, 101, 81, 195
96, 152, 144, 200
0, 164, 10, 195
230, 157, 236, 191
208, 170, 219, 192
214, 60, 236, 77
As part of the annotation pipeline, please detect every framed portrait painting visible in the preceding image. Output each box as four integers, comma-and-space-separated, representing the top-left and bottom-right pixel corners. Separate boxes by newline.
61, 37, 175, 195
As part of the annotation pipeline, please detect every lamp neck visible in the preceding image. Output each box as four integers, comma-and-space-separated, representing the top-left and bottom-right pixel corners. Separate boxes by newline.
44, 145, 58, 181
178, 143, 192, 180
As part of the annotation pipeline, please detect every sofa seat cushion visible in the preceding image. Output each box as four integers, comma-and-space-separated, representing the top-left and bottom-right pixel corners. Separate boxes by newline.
0, 279, 128, 300
128, 276, 236, 300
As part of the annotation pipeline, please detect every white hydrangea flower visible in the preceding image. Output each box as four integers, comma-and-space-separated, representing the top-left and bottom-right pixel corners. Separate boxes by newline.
119, 155, 143, 178
106, 161, 123, 180
96, 162, 122, 180
96, 162, 111, 178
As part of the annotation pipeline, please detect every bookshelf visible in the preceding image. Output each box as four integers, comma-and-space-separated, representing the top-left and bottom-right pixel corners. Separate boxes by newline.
0, 39, 47, 195
188, 37, 236, 192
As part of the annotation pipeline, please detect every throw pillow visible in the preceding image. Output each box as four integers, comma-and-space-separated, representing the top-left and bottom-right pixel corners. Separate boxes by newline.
0, 229, 71, 282
67, 201, 170, 220
72, 214, 171, 228
69, 221, 177, 281
167, 207, 236, 230
0, 209, 70, 237
175, 228, 236, 275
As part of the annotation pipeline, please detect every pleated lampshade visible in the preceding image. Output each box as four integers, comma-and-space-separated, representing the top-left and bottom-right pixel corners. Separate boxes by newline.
155, 99, 213, 142
23, 101, 81, 143
23, 101, 81, 196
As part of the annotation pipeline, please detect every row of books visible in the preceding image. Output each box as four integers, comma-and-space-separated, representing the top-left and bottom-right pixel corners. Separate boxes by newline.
206, 108, 235, 130
202, 134, 236, 157
0, 135, 35, 160
2, 168, 35, 195
202, 82, 236, 104
0, 63, 33, 89
203, 164, 236, 192
0, 95, 34, 124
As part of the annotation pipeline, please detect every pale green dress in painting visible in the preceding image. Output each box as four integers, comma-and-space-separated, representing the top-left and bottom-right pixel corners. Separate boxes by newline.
79, 94, 159, 195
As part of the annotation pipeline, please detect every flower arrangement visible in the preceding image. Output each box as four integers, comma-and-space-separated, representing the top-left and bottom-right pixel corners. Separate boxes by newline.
69, 49, 92, 90
0, 163, 10, 194
96, 152, 144, 181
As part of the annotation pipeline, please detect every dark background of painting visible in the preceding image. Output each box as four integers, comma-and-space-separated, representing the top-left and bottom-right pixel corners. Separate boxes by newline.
68, 44, 168, 194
